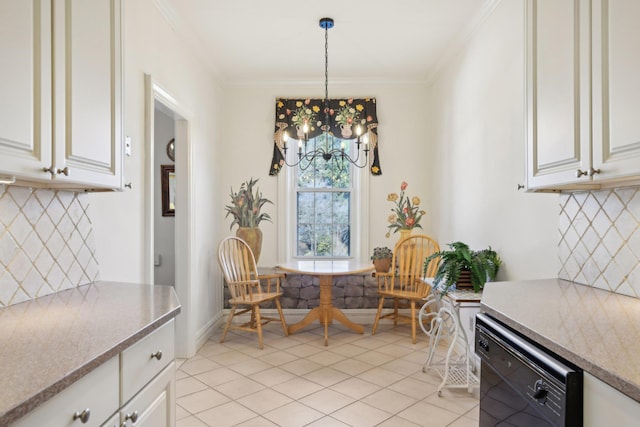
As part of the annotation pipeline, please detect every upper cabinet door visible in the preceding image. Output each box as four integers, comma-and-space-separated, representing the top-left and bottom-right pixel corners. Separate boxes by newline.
0, 0, 53, 181
0, 0, 122, 190
52, 0, 123, 189
592, 0, 640, 181
526, 0, 592, 190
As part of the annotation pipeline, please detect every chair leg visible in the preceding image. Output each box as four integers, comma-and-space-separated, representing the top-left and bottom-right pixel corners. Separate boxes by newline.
275, 299, 288, 336
250, 306, 257, 328
220, 305, 236, 343
254, 305, 264, 349
393, 298, 399, 325
411, 300, 417, 344
372, 297, 385, 335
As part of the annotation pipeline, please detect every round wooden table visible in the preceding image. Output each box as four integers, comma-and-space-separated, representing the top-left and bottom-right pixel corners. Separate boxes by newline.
277, 260, 374, 346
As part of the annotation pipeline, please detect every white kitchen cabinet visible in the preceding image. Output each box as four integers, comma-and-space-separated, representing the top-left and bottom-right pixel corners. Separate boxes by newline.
121, 321, 176, 404
118, 321, 176, 427
0, 0, 123, 190
591, 0, 640, 183
118, 363, 175, 427
11, 356, 119, 427
11, 320, 175, 427
584, 372, 640, 426
526, 0, 640, 191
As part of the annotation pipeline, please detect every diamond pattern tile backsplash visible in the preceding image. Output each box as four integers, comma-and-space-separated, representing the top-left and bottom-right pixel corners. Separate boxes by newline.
2, 184, 638, 306
559, 187, 640, 297
0, 186, 99, 307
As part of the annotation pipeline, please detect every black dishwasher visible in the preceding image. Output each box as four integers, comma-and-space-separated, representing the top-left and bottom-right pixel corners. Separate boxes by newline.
475, 313, 583, 427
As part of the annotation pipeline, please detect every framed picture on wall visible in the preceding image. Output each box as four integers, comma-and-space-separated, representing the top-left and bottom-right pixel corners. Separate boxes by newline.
161, 165, 175, 216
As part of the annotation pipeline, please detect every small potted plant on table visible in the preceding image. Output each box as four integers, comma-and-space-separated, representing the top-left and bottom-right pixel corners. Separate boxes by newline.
371, 247, 393, 273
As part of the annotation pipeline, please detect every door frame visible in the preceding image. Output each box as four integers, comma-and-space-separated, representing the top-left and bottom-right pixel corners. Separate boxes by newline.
144, 74, 196, 357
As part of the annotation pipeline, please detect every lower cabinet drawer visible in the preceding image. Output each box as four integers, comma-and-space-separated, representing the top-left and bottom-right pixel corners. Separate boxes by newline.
119, 362, 175, 427
120, 320, 175, 404
12, 356, 119, 427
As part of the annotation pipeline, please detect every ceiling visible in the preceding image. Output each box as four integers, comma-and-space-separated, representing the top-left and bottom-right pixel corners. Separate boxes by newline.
159, 0, 498, 85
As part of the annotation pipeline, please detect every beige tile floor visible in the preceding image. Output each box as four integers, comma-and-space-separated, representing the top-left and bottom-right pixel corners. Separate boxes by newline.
176, 322, 479, 427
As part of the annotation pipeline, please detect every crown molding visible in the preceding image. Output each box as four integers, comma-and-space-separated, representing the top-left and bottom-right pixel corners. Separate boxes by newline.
152, 0, 227, 85
425, 0, 503, 86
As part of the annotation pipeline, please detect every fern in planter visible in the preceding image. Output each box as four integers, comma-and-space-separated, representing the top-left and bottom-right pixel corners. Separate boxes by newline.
423, 241, 502, 293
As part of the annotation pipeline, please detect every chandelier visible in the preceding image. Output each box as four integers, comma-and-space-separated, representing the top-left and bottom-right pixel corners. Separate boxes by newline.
281, 17, 369, 170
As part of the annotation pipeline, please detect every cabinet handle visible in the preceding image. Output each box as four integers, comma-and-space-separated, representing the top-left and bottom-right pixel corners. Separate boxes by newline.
589, 167, 601, 176
576, 169, 588, 178
151, 350, 163, 360
56, 167, 70, 176
517, 184, 524, 190
43, 166, 56, 177
72, 408, 91, 423
124, 182, 132, 189
124, 410, 139, 423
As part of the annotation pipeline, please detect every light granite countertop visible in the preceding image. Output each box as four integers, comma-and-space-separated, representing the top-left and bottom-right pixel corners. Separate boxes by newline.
481, 278, 640, 402
0, 281, 181, 425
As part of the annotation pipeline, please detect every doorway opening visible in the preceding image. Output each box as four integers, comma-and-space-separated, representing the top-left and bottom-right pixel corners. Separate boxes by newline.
153, 104, 175, 287
144, 74, 195, 358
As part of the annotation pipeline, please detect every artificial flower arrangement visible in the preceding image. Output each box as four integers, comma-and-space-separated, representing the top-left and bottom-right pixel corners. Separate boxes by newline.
290, 99, 320, 132
385, 181, 426, 238
224, 177, 273, 229
334, 99, 365, 126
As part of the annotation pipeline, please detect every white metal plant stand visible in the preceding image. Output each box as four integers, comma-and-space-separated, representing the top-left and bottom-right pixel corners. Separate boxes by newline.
419, 293, 479, 396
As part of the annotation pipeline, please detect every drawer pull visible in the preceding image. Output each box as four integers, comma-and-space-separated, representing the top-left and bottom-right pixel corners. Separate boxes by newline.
151, 350, 163, 360
72, 408, 91, 423
124, 410, 139, 423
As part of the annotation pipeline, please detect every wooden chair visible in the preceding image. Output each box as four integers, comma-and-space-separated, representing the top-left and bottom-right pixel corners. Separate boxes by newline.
371, 234, 440, 344
217, 236, 288, 349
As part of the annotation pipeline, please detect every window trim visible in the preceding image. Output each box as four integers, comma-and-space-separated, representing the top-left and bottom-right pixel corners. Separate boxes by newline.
277, 155, 370, 263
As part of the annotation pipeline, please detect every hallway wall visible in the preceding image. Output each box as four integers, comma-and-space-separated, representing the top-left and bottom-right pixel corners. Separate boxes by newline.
427, 0, 559, 281
89, 0, 225, 357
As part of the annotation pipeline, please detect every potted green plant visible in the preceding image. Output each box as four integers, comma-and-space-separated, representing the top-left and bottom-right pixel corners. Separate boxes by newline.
224, 177, 272, 262
371, 246, 393, 273
423, 241, 502, 293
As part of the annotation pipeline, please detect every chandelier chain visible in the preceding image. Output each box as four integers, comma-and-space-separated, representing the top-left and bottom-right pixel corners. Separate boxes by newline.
280, 17, 370, 171
324, 22, 329, 129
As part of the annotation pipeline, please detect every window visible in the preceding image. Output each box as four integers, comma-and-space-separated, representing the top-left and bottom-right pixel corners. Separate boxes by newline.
296, 135, 352, 257
278, 136, 369, 262
272, 98, 378, 262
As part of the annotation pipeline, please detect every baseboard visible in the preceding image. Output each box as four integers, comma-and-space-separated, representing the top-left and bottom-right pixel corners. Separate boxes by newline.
195, 311, 224, 351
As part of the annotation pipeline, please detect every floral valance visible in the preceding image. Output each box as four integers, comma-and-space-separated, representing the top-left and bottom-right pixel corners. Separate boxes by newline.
269, 98, 382, 176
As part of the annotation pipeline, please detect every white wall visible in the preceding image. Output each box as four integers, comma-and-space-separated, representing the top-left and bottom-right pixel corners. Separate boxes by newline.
427, 0, 559, 280
86, 0, 562, 357
219, 82, 432, 265
90, 0, 224, 356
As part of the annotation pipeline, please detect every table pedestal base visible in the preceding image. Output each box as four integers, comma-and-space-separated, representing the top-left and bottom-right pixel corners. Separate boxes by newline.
287, 275, 364, 345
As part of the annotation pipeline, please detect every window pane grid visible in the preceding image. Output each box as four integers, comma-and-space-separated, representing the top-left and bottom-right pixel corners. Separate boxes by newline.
295, 135, 352, 258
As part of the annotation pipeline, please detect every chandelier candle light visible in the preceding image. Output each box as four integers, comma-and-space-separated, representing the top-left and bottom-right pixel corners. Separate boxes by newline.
281, 17, 370, 170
